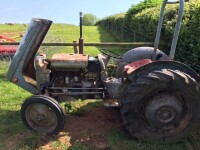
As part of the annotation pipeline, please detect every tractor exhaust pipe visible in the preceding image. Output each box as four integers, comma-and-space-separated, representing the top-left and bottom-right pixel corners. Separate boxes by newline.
79, 12, 84, 54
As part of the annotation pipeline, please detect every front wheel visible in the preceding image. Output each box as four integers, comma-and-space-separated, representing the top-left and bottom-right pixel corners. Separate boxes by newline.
120, 69, 200, 143
21, 95, 65, 134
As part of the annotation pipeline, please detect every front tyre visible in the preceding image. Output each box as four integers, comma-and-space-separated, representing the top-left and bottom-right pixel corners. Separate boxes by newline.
21, 95, 65, 134
120, 69, 200, 143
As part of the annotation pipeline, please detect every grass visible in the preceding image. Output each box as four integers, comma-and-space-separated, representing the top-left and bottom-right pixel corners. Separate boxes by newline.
107, 129, 186, 150
0, 23, 197, 149
41, 24, 125, 57
1, 23, 131, 57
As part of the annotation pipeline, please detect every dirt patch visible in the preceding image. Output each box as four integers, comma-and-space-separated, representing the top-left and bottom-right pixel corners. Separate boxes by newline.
39, 105, 124, 149
65, 106, 123, 144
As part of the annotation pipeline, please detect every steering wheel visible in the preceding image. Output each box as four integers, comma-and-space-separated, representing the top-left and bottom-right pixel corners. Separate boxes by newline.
99, 48, 122, 59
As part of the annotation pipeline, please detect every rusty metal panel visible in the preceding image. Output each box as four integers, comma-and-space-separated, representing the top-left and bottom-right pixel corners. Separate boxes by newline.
51, 53, 88, 69
124, 59, 152, 74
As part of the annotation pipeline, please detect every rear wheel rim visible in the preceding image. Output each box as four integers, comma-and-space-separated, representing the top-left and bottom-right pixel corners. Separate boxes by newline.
143, 91, 192, 137
145, 92, 183, 127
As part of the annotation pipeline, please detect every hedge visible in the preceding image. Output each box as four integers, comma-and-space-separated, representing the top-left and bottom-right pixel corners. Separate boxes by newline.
98, 0, 200, 72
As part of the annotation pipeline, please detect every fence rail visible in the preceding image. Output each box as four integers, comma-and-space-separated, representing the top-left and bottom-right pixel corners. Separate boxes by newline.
0, 42, 155, 47
1, 41, 199, 73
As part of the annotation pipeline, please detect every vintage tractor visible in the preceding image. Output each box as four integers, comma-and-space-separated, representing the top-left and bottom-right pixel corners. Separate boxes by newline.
6, 0, 200, 143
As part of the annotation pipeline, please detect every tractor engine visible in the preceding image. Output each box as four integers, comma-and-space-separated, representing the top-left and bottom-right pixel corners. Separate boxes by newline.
35, 53, 104, 100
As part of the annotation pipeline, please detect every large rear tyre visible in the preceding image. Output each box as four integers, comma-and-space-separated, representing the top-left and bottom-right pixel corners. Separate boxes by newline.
120, 69, 200, 143
21, 95, 65, 134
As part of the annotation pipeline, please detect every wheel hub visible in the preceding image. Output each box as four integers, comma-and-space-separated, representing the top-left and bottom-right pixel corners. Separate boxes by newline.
156, 106, 176, 123
26, 103, 57, 132
145, 93, 183, 127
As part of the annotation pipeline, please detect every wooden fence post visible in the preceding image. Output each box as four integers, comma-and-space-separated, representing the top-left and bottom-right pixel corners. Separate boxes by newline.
73, 41, 78, 53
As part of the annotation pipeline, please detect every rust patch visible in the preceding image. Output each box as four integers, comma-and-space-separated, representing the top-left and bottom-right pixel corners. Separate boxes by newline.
12, 77, 18, 83
51, 53, 88, 69
51, 53, 88, 61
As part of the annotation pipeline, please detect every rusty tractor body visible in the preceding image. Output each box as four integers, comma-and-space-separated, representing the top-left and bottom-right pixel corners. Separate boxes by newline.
6, 0, 200, 143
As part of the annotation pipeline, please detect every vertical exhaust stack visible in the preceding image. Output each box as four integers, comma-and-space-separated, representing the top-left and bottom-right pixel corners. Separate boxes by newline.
79, 12, 84, 54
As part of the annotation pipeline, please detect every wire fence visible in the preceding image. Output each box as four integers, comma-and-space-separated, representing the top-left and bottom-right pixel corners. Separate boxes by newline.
99, 20, 154, 42
99, 21, 200, 73
175, 49, 200, 73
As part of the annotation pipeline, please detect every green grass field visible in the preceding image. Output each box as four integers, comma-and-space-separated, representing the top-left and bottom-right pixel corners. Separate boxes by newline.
0, 24, 195, 149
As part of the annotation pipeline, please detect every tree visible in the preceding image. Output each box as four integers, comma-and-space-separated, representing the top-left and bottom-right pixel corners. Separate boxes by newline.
82, 14, 98, 26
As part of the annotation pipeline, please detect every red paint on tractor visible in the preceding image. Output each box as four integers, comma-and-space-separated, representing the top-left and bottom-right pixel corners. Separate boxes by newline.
124, 59, 152, 74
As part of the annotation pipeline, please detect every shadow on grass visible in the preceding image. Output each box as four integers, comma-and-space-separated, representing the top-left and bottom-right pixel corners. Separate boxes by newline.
0, 109, 22, 135
0, 74, 7, 80
0, 109, 33, 149
97, 26, 120, 43
0, 74, 5, 79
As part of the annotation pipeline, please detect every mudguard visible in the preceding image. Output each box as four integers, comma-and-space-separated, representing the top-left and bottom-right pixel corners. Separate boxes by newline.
6, 19, 52, 94
122, 47, 169, 63
116, 47, 170, 77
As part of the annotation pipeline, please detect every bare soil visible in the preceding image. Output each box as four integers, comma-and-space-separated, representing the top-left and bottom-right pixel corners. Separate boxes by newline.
38, 105, 124, 149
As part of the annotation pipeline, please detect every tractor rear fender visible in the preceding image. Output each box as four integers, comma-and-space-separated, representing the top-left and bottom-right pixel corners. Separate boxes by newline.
122, 47, 169, 63
126, 60, 200, 83
6, 19, 52, 94
116, 47, 169, 77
